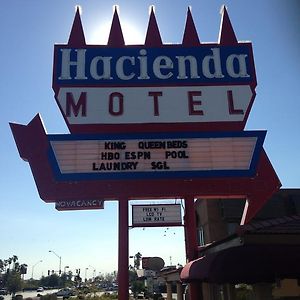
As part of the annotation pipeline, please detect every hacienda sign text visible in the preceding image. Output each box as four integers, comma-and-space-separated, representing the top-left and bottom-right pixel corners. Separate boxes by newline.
55, 47, 253, 84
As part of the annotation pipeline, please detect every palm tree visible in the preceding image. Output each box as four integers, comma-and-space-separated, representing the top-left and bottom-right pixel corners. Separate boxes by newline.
12, 256, 18, 270
0, 259, 4, 273
4, 259, 9, 272
7, 258, 12, 271
134, 252, 142, 269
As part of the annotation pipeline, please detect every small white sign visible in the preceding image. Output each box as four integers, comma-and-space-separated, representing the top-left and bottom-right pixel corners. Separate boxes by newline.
132, 204, 182, 227
136, 269, 157, 278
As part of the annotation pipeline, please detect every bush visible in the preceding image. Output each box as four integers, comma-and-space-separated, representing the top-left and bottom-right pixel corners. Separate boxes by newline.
99, 294, 118, 300
235, 284, 254, 300
40, 294, 57, 300
78, 295, 117, 300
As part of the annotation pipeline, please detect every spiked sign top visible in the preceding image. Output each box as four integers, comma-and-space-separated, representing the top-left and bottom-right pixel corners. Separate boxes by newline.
52, 6, 256, 134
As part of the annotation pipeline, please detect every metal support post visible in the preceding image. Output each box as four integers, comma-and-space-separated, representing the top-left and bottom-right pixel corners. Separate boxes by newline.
118, 198, 129, 300
184, 196, 202, 300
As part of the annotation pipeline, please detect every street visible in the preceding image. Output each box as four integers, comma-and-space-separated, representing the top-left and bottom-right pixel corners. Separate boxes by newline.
2, 290, 59, 300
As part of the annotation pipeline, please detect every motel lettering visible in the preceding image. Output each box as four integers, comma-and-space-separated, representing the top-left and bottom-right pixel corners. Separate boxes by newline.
62, 88, 246, 120
57, 47, 251, 83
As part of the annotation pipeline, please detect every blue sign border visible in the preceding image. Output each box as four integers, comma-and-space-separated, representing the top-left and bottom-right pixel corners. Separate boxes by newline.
48, 130, 266, 181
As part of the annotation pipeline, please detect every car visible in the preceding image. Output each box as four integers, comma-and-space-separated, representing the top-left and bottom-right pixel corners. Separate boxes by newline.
0, 289, 8, 296
37, 287, 44, 293
56, 288, 75, 298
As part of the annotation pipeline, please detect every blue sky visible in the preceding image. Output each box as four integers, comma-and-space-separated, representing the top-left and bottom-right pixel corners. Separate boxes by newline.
1, 0, 300, 279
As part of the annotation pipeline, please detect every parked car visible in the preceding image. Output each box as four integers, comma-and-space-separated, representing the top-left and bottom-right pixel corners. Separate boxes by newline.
56, 288, 75, 298
37, 287, 44, 293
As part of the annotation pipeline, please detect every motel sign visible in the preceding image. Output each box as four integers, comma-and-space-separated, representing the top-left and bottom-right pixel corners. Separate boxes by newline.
11, 6, 279, 223
54, 46, 254, 127
10, 6, 280, 300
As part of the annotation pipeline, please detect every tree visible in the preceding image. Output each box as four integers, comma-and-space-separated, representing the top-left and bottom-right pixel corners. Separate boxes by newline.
7, 258, 12, 271
6, 270, 22, 296
0, 260, 4, 273
134, 252, 142, 270
12, 256, 18, 269
101, 271, 117, 287
132, 280, 145, 297
129, 270, 144, 298
59, 271, 73, 288
1, 256, 26, 294
40, 274, 60, 288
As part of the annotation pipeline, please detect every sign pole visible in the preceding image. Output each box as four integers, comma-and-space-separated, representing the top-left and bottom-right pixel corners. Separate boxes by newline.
184, 196, 202, 300
118, 197, 129, 300
184, 196, 197, 261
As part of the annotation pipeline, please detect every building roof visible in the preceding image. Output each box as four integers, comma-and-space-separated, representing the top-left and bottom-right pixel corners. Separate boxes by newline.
237, 215, 300, 235
181, 214, 300, 284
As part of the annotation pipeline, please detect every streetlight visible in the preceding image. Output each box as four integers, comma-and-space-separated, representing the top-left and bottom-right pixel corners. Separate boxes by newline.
31, 260, 42, 279
49, 250, 62, 275
85, 267, 89, 282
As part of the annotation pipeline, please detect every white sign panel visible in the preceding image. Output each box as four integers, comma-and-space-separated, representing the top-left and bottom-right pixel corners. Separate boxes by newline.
136, 269, 157, 278
49, 134, 262, 181
57, 85, 252, 124
132, 204, 182, 227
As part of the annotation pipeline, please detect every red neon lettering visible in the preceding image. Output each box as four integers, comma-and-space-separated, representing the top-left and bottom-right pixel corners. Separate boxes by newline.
227, 90, 244, 115
188, 91, 203, 115
148, 91, 163, 116
109, 92, 124, 116
66, 92, 87, 117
